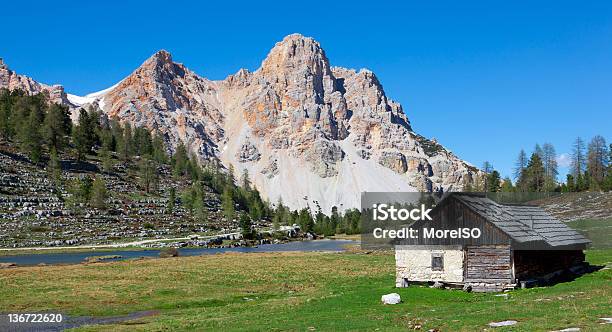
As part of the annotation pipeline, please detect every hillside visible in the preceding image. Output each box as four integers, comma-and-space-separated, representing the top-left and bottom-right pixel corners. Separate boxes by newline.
529, 192, 612, 222
0, 142, 228, 248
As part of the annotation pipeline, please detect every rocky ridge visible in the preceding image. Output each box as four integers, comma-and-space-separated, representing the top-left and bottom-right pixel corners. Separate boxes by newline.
0, 58, 74, 107
1, 34, 479, 212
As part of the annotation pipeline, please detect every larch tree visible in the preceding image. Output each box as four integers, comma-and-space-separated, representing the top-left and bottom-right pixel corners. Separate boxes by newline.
221, 185, 235, 222
542, 143, 558, 191
587, 135, 608, 185
571, 137, 586, 177
90, 176, 107, 209
513, 149, 528, 181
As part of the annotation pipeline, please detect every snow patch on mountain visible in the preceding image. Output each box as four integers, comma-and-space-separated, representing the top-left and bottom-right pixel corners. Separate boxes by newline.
66, 82, 120, 110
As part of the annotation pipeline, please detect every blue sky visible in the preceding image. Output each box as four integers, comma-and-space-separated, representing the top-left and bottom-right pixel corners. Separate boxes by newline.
1, 1, 610, 180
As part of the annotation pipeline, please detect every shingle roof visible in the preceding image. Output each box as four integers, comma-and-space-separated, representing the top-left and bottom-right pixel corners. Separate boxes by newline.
452, 194, 590, 248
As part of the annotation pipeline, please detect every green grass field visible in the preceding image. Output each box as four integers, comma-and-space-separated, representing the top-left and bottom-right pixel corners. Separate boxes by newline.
0, 248, 610, 331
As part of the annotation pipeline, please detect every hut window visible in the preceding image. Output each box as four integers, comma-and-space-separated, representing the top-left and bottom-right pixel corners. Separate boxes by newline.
431, 254, 444, 271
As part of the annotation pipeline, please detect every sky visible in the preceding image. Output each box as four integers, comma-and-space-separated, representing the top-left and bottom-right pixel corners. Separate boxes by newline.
1, 1, 611, 180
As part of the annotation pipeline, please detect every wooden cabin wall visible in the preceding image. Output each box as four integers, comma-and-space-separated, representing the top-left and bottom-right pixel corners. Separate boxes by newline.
513, 250, 585, 280
465, 245, 513, 292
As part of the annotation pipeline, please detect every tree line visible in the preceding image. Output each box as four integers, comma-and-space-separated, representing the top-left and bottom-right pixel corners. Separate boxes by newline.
469, 135, 611, 193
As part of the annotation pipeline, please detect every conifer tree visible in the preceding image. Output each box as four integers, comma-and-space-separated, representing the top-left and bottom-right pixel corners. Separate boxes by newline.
0, 89, 13, 140
79, 176, 93, 203
298, 208, 314, 233
239, 213, 253, 239
571, 137, 586, 177
90, 176, 107, 209
73, 108, 97, 161
330, 206, 341, 231
500, 177, 514, 192
486, 170, 501, 192
587, 135, 608, 185
248, 188, 264, 221
21, 110, 43, 163
119, 122, 133, 162
192, 185, 208, 223
534, 144, 543, 159
241, 168, 251, 191
272, 213, 281, 231
227, 164, 236, 185
514, 149, 528, 183
221, 185, 235, 221
152, 132, 167, 163
100, 145, 113, 173
167, 187, 176, 214
275, 197, 288, 225
566, 174, 575, 192
172, 142, 188, 177
139, 156, 159, 193
48, 147, 62, 188
44, 104, 71, 152
542, 143, 558, 191
522, 153, 545, 192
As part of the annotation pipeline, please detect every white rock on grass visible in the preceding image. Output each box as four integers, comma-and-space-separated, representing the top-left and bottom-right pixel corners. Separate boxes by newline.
600, 318, 612, 324
488, 320, 517, 327
381, 293, 401, 305
551, 328, 580, 332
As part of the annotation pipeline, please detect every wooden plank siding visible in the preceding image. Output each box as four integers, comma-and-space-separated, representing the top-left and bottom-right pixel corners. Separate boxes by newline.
464, 245, 512, 282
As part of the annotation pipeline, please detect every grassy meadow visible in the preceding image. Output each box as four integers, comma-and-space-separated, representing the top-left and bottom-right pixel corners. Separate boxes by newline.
0, 248, 610, 331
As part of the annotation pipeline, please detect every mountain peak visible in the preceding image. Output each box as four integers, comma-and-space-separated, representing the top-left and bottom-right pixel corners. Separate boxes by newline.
143, 49, 174, 68
279, 33, 314, 43
259, 33, 332, 86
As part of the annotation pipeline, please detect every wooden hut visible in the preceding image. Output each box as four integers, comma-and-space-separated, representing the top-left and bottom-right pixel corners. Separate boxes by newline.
394, 194, 591, 292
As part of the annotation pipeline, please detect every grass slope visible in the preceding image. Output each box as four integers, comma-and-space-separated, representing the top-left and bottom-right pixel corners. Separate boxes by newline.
567, 218, 612, 249
0, 250, 610, 331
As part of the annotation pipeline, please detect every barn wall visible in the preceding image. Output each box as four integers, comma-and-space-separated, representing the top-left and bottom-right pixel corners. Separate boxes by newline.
395, 246, 464, 286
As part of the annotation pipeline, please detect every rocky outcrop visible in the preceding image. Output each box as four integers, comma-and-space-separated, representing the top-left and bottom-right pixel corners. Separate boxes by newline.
3, 34, 480, 212
378, 151, 408, 174
260, 158, 279, 179
236, 140, 261, 163
0, 58, 74, 107
304, 139, 345, 177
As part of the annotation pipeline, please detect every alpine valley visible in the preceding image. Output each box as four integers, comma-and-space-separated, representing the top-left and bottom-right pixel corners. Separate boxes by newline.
0, 34, 480, 213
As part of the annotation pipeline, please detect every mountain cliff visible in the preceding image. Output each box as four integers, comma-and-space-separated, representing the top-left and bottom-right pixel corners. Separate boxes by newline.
1, 34, 479, 212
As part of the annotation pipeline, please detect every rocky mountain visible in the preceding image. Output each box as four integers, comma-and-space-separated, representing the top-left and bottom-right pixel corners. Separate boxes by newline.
1, 34, 479, 213
0, 58, 74, 107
